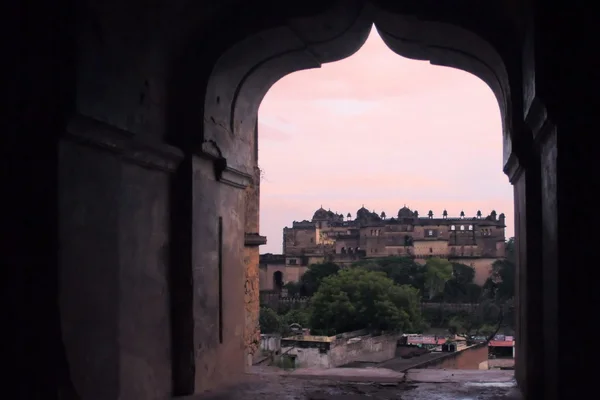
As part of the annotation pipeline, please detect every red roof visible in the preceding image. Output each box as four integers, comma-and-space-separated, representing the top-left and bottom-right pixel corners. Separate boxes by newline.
489, 340, 514, 347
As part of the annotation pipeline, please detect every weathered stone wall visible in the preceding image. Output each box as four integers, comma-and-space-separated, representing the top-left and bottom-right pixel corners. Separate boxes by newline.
191, 156, 247, 392
329, 334, 398, 366
59, 117, 180, 399
244, 246, 261, 363
285, 228, 317, 255
283, 333, 398, 369
244, 166, 262, 365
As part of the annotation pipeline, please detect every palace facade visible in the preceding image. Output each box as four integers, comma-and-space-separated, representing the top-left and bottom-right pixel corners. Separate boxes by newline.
260, 206, 507, 290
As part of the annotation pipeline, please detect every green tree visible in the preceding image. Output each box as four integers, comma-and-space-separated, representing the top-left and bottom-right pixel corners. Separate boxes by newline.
282, 308, 311, 328
483, 238, 516, 303
451, 262, 476, 285
353, 256, 426, 294
447, 299, 504, 342
259, 306, 282, 334
442, 263, 481, 303
424, 257, 453, 300
283, 281, 303, 297
488, 259, 515, 301
505, 237, 515, 263
299, 262, 340, 296
309, 268, 423, 335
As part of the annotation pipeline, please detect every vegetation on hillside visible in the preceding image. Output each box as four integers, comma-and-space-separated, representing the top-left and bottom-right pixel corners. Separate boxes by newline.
309, 268, 424, 336
259, 238, 516, 337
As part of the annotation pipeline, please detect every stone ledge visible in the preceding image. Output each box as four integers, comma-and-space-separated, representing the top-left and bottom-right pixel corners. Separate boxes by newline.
196, 140, 254, 189
64, 114, 184, 172
245, 233, 267, 247
285, 367, 405, 383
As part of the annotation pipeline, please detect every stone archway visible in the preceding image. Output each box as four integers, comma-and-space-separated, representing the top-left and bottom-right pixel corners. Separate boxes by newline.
37, 0, 556, 398
11, 0, 596, 399
183, 2, 520, 392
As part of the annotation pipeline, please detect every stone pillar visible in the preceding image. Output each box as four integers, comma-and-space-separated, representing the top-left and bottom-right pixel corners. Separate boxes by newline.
505, 132, 544, 399
59, 116, 183, 400
529, 3, 595, 398
243, 124, 266, 366
190, 148, 252, 392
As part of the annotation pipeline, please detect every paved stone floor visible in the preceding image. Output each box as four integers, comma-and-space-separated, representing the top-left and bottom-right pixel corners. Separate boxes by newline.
190, 367, 520, 400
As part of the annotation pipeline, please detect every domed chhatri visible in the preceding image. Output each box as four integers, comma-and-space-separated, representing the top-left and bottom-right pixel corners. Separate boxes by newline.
356, 204, 371, 218
312, 206, 329, 221
397, 206, 413, 219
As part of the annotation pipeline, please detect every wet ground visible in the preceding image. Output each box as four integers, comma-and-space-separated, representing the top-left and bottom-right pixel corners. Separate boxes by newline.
191, 367, 520, 400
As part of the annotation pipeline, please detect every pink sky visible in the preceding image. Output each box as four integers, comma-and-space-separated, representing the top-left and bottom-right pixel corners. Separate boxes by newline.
258, 26, 513, 254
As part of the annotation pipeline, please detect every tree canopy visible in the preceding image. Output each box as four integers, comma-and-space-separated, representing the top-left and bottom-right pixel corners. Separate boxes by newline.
424, 257, 453, 300
259, 306, 281, 334
483, 237, 516, 303
309, 268, 424, 336
261, 237, 516, 337
297, 262, 340, 296
353, 256, 426, 293
438, 263, 481, 303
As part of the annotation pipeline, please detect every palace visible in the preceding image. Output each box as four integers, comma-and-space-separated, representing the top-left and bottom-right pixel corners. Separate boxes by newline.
260, 206, 506, 291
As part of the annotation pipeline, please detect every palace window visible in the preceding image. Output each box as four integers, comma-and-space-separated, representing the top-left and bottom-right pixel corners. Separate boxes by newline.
451, 225, 456, 231
460, 225, 465, 231
468, 225, 473, 230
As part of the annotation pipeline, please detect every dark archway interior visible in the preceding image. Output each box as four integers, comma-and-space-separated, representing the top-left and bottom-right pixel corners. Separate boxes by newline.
6, 1, 594, 399
273, 271, 284, 292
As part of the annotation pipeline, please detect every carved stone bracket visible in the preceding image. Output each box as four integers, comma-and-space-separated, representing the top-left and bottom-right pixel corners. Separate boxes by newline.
244, 233, 267, 247
198, 140, 253, 189
504, 97, 552, 184
64, 114, 184, 172
504, 152, 524, 185
525, 97, 552, 148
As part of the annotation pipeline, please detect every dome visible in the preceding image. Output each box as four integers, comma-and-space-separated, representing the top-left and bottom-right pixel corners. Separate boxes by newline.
312, 207, 329, 221
356, 206, 371, 219
397, 206, 413, 218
